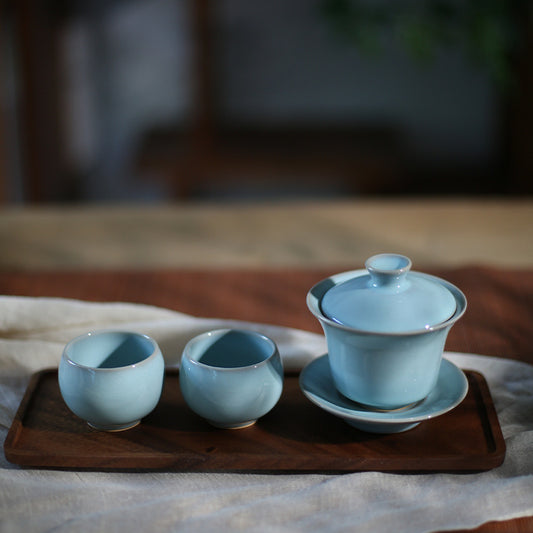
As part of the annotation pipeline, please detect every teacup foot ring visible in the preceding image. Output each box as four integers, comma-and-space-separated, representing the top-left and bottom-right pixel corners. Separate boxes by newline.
208, 420, 257, 430
88, 420, 141, 432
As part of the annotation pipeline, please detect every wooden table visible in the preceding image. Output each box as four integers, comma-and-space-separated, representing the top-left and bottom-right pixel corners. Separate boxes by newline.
0, 266, 531, 367
1, 199, 532, 532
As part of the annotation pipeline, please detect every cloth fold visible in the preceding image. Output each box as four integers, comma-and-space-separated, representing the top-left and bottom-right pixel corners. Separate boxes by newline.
0, 296, 532, 533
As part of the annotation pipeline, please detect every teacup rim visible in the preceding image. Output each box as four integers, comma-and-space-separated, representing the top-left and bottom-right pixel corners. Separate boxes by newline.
62, 329, 160, 372
182, 328, 279, 371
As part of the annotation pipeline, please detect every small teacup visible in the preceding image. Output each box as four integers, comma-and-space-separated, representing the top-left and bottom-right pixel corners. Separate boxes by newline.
179, 329, 283, 429
59, 330, 165, 431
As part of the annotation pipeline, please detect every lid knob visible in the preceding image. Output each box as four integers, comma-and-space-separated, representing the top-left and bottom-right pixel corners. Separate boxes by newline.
365, 254, 412, 289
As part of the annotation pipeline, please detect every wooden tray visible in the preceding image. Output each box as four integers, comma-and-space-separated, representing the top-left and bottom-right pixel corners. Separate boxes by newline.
4, 368, 505, 472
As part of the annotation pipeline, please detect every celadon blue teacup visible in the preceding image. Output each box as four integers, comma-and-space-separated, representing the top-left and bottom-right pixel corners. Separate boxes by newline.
180, 329, 284, 429
307, 254, 467, 410
59, 330, 165, 431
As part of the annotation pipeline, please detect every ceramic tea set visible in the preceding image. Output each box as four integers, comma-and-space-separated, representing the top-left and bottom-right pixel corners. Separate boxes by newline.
58, 253, 467, 434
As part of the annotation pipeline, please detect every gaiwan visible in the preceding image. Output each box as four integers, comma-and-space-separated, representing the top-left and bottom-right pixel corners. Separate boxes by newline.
307, 254, 467, 410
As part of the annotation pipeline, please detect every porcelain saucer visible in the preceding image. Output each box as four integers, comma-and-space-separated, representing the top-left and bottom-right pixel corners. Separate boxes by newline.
299, 355, 468, 433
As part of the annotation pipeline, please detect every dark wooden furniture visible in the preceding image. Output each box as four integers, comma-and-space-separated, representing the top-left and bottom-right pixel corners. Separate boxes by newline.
136, 0, 402, 199
3, 0, 69, 203
2, 0, 402, 202
4, 1, 532, 203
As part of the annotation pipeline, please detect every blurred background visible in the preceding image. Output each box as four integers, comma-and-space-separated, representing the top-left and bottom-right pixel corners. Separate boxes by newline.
1, 0, 532, 204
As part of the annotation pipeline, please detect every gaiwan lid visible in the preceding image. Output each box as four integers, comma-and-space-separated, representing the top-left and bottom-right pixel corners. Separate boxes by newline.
321, 254, 457, 333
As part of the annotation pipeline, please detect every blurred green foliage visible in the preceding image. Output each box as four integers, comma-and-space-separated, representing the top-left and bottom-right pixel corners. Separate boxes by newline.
319, 0, 531, 90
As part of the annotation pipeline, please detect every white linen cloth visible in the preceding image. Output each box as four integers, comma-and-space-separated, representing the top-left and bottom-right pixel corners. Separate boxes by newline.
0, 296, 532, 533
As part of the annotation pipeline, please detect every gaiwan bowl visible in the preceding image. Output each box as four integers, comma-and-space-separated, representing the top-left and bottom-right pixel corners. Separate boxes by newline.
307, 254, 466, 410
59, 330, 165, 431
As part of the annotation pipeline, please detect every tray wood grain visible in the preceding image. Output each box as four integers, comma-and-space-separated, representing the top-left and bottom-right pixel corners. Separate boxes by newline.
5, 368, 505, 472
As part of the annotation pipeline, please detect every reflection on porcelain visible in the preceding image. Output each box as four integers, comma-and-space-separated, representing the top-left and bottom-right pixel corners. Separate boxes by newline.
300, 354, 468, 433
58, 331, 165, 431
180, 329, 283, 429
307, 254, 467, 410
